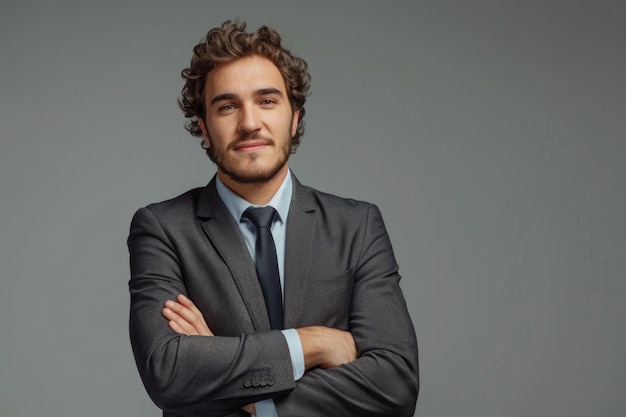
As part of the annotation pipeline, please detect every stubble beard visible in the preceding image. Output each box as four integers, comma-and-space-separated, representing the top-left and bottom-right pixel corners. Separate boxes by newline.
208, 133, 293, 184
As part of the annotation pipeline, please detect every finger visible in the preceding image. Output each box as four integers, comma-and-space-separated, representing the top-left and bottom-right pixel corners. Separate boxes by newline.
165, 299, 214, 336
162, 306, 188, 324
178, 294, 205, 318
163, 307, 197, 335
175, 295, 214, 336
167, 301, 203, 332
165, 299, 197, 323
164, 301, 196, 328
168, 318, 188, 335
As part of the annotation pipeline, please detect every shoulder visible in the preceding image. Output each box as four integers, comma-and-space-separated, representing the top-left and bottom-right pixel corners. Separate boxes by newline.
130, 186, 207, 229
301, 183, 369, 208
294, 180, 382, 221
144, 187, 204, 216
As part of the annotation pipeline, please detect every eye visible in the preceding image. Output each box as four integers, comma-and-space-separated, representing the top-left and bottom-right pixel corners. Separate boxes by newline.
218, 104, 235, 112
260, 98, 276, 106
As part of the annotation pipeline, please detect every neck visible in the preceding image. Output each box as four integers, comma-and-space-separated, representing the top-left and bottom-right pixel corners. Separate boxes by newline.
218, 166, 289, 205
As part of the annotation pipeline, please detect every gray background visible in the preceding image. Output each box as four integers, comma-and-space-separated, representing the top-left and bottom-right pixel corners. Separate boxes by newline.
1, 1, 624, 416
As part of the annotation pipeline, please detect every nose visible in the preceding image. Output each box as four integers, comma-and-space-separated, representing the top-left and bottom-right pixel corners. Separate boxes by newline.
238, 104, 262, 133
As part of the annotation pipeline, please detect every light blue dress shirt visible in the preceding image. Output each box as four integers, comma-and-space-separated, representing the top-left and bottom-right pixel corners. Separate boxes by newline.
216, 172, 304, 417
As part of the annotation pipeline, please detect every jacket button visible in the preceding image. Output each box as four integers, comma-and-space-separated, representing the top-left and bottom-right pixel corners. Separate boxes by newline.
243, 380, 251, 388
267, 378, 274, 386
252, 379, 260, 387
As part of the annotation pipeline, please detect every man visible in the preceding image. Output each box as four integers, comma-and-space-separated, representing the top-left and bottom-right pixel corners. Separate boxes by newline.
128, 20, 418, 417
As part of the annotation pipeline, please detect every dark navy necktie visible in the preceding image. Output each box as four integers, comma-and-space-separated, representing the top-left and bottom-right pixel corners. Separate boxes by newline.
242, 206, 284, 330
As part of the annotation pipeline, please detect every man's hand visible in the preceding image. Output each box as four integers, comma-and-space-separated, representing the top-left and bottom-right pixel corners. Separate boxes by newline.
297, 326, 357, 370
163, 294, 213, 336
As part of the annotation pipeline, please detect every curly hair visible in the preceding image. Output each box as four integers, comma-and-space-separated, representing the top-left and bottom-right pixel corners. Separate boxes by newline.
178, 20, 311, 153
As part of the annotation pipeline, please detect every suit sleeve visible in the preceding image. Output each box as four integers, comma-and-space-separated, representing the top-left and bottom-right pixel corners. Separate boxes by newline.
128, 207, 295, 417
274, 204, 419, 417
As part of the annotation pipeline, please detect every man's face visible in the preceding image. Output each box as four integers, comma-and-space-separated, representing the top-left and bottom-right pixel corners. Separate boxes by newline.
199, 55, 299, 184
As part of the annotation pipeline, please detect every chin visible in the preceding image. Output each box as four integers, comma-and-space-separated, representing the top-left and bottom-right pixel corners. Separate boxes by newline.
223, 162, 287, 184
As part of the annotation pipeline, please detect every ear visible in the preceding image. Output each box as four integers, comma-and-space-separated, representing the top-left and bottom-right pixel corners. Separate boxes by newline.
198, 118, 211, 148
291, 109, 300, 138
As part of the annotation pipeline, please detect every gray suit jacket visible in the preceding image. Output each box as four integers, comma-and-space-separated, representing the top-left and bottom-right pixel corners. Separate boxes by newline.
128, 175, 418, 417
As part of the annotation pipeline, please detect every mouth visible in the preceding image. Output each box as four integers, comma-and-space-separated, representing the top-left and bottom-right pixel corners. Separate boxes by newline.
233, 140, 271, 153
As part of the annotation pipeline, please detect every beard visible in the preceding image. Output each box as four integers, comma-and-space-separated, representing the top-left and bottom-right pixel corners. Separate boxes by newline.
208, 132, 292, 184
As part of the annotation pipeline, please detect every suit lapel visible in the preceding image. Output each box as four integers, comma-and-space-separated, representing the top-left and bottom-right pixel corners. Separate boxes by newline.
197, 179, 271, 331
283, 176, 318, 328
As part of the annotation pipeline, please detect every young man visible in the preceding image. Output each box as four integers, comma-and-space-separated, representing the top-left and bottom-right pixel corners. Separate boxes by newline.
128, 21, 418, 417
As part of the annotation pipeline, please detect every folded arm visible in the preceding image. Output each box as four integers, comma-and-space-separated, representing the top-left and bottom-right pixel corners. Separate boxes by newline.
164, 295, 356, 370
274, 204, 419, 416
128, 208, 295, 416
163, 295, 358, 415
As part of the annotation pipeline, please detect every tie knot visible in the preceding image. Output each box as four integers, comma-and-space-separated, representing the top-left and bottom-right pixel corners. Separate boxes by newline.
242, 206, 277, 229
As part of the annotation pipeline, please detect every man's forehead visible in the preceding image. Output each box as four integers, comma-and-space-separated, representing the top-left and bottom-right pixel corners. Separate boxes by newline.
204, 55, 288, 99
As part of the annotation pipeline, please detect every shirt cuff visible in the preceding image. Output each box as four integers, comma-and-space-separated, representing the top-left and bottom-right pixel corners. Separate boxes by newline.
281, 328, 305, 380
254, 399, 279, 417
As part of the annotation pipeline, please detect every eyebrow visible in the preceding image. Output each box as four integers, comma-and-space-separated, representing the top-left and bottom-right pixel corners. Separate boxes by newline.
209, 88, 285, 106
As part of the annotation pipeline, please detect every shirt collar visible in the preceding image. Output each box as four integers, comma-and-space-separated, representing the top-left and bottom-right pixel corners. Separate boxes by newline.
215, 170, 293, 225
